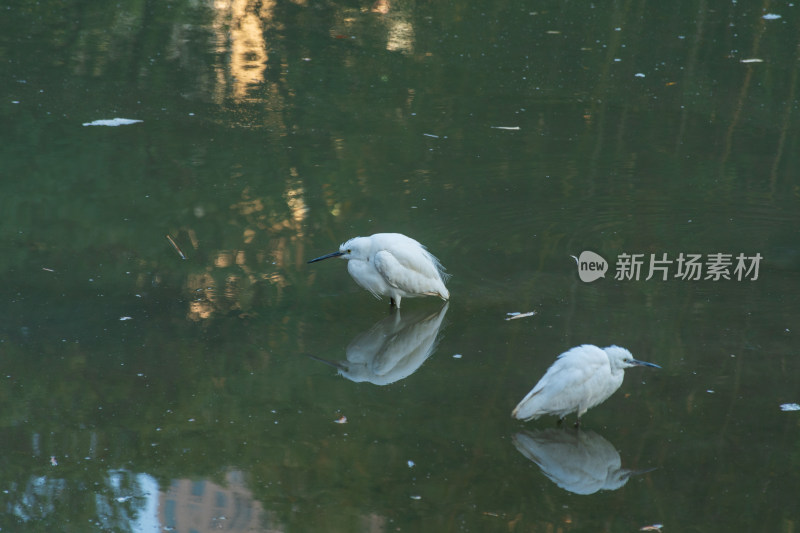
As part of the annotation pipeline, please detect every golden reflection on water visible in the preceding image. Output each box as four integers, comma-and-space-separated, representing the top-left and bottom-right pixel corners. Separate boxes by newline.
168, 0, 417, 321
384, 16, 415, 54
211, 0, 273, 102
184, 172, 308, 322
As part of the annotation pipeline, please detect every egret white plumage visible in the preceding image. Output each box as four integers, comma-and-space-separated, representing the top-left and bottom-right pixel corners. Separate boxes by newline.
307, 233, 450, 308
512, 345, 660, 426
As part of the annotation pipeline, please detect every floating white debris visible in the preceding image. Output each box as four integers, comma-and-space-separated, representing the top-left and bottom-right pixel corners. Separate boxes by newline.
407, 460, 415, 467
82, 118, 143, 127
423, 133, 439, 138
490, 126, 520, 130
505, 311, 536, 321
119, 316, 133, 321
410, 495, 422, 500
634, 72, 646, 78
762, 13, 782, 20
452, 353, 463, 359
334, 415, 348, 424
740, 58, 764, 63
780, 403, 800, 412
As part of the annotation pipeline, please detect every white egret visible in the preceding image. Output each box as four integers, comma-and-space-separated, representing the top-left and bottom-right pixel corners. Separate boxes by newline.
307, 233, 450, 308
512, 345, 660, 426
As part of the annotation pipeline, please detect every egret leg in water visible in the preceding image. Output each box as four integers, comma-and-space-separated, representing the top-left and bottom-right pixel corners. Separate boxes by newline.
307, 233, 450, 308
512, 345, 661, 427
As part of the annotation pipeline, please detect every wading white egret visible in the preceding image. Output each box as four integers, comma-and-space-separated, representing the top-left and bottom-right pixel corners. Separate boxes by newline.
307, 233, 450, 308
512, 345, 660, 426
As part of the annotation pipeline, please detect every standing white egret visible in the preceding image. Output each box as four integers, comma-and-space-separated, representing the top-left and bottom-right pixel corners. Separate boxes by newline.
512, 345, 660, 426
307, 233, 450, 308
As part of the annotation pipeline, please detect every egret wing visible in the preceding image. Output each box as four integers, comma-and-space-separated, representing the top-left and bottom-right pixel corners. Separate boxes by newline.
374, 249, 445, 297
347, 259, 386, 299
380, 241, 443, 278
513, 348, 608, 419
541, 350, 606, 390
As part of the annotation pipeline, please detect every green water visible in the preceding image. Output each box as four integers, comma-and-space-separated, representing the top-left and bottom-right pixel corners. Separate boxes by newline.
2, 1, 799, 531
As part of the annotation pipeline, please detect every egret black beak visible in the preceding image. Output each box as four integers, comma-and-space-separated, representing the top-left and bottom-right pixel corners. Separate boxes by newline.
304, 352, 346, 370
632, 359, 661, 369
307, 251, 344, 264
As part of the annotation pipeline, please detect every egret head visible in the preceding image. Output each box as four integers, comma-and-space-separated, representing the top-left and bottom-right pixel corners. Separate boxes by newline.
604, 345, 661, 371
307, 249, 345, 263
337, 236, 370, 261
307, 236, 370, 263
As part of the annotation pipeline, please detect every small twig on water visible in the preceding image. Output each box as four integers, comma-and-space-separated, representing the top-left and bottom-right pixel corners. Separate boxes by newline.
166, 235, 187, 260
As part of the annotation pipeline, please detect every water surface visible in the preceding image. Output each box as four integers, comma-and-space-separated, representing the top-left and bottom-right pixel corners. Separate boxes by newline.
1, 0, 799, 531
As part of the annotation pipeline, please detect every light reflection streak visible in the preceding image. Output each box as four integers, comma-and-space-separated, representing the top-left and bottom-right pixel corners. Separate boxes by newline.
212, 0, 274, 102
385, 19, 414, 54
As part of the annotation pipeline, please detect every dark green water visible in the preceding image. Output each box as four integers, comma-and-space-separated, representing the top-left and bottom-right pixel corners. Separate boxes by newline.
2, 1, 799, 531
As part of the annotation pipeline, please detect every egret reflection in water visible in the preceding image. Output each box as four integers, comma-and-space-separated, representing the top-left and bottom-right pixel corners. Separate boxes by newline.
310, 302, 449, 385
512, 428, 654, 495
